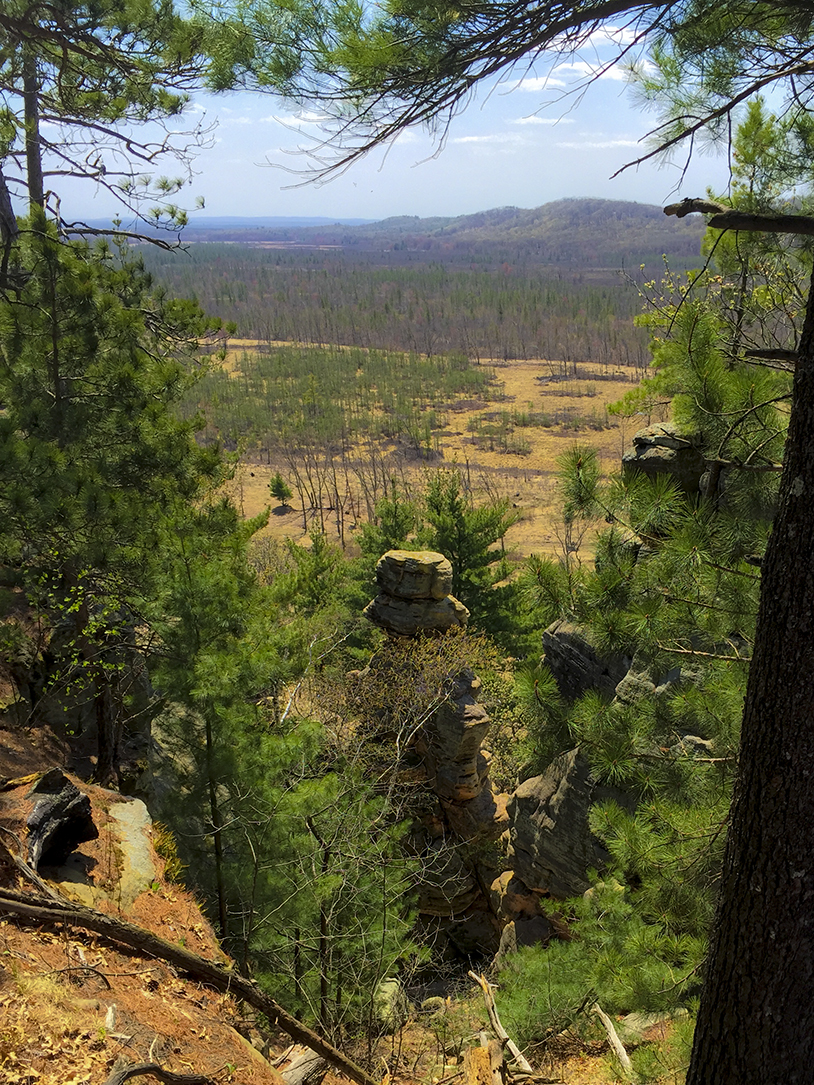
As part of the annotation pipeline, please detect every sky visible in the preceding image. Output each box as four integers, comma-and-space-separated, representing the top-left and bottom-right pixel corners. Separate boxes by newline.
66, 25, 735, 224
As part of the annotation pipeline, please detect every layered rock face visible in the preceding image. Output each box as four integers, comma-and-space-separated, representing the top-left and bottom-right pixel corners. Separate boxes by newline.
364, 550, 469, 636
542, 620, 630, 701
506, 748, 620, 898
421, 670, 491, 804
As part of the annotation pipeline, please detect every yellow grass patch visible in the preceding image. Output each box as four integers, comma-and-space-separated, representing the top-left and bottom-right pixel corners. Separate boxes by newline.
212, 342, 658, 561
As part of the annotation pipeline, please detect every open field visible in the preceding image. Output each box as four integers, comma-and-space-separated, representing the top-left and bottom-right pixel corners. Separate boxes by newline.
207, 342, 662, 561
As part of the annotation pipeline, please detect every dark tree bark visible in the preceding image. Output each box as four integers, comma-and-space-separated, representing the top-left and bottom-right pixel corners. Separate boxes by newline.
686, 263, 814, 1082
22, 46, 44, 210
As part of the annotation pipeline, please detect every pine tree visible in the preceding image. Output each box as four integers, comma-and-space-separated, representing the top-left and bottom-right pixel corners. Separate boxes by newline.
0, 221, 223, 781
418, 467, 519, 628
0, 0, 215, 228
270, 470, 294, 507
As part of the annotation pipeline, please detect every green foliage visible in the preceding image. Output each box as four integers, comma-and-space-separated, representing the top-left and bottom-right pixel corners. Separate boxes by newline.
269, 471, 293, 506
180, 341, 495, 450
419, 468, 519, 621
0, 223, 225, 778
0, 224, 221, 574
152, 823, 186, 885
1, 0, 215, 223
557, 445, 601, 522
358, 484, 419, 559
499, 881, 701, 1049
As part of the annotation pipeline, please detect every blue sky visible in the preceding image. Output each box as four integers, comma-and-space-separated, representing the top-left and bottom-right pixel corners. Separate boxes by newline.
68, 25, 735, 222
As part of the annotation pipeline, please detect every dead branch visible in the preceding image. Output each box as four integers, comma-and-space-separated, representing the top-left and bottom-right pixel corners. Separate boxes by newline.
463, 1034, 505, 1085
0, 826, 64, 901
0, 887, 378, 1085
280, 1045, 328, 1085
744, 349, 798, 364
103, 1064, 213, 1085
467, 972, 533, 1074
665, 199, 814, 237
664, 199, 728, 218
592, 1005, 632, 1079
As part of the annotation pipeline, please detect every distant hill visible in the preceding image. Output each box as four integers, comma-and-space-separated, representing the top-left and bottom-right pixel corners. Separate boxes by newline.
84, 214, 376, 231
165, 198, 706, 269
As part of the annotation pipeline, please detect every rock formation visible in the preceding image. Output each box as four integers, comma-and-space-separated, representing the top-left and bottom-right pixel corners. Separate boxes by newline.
506, 748, 619, 898
363, 550, 506, 954
622, 421, 705, 496
363, 550, 469, 636
542, 619, 630, 701
360, 551, 655, 966
26, 768, 98, 869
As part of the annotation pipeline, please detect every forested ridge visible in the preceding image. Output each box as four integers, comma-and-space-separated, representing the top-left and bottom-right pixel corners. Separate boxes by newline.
5, 1, 814, 1083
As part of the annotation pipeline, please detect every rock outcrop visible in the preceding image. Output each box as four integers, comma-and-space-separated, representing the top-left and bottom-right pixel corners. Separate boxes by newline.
420, 670, 492, 803
542, 619, 630, 701
506, 748, 617, 899
363, 551, 507, 955
364, 550, 469, 636
622, 421, 705, 496
26, 768, 98, 868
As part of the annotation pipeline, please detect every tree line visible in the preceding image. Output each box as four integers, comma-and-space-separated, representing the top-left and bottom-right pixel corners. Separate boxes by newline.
144, 244, 653, 368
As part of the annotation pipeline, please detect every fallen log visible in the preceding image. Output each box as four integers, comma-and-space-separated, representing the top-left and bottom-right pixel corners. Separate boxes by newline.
593, 1004, 632, 1079
0, 887, 377, 1085
280, 1045, 328, 1085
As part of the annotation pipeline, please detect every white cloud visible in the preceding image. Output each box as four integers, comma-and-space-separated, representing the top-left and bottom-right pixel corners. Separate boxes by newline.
552, 60, 631, 83
451, 133, 525, 145
584, 25, 640, 48
295, 110, 330, 124
257, 110, 329, 127
509, 115, 575, 126
515, 75, 566, 92
555, 137, 640, 148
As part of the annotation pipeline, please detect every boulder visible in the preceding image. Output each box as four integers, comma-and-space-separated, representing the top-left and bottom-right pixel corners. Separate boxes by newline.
616, 1008, 689, 1044
622, 422, 705, 495
613, 663, 682, 705
373, 978, 411, 1032
376, 550, 453, 600
506, 749, 622, 898
542, 620, 629, 700
363, 593, 469, 636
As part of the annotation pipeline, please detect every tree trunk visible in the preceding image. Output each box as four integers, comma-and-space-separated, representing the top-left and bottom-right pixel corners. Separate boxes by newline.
204, 716, 228, 941
22, 47, 45, 210
686, 264, 814, 1083
93, 670, 119, 787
